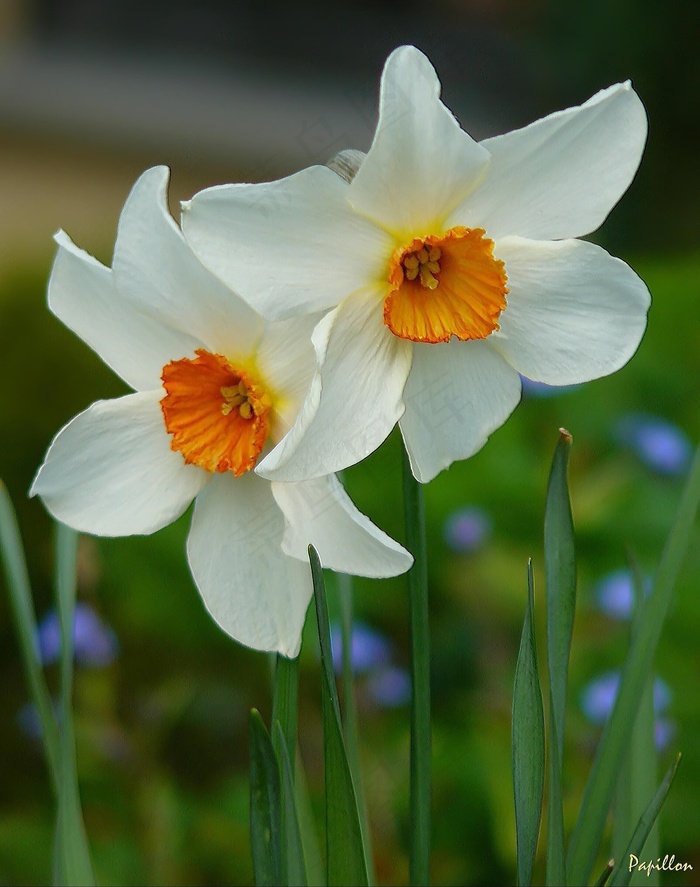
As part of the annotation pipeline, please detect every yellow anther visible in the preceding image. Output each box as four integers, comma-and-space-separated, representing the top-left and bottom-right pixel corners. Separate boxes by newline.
239, 401, 253, 420
419, 267, 439, 290
399, 241, 444, 290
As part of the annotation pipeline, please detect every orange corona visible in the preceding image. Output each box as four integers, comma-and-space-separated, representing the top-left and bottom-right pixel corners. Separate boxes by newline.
160, 349, 272, 476
384, 226, 508, 343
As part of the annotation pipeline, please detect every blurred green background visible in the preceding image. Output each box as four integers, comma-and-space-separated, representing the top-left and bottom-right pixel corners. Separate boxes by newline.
1, 1, 699, 884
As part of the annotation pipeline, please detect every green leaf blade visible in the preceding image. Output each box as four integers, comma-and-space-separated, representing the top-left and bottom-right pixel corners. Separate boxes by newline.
543, 430, 576, 886
274, 722, 308, 887
544, 429, 576, 765
512, 560, 545, 887
609, 755, 681, 887
249, 709, 282, 887
568, 443, 700, 884
0, 483, 61, 791
309, 545, 369, 887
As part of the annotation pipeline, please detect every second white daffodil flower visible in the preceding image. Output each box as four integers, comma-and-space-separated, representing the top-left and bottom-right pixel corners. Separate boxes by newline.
30, 166, 412, 657
183, 45, 651, 483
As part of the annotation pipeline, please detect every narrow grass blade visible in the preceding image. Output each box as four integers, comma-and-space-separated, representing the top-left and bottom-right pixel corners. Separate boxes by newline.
337, 571, 374, 884
272, 653, 299, 779
0, 483, 60, 791
568, 444, 700, 884
512, 560, 545, 887
53, 523, 94, 886
613, 677, 658, 887
613, 565, 658, 886
593, 860, 615, 887
401, 445, 431, 887
546, 685, 566, 887
294, 749, 325, 887
274, 722, 308, 887
544, 429, 576, 766
249, 709, 282, 886
309, 545, 369, 887
544, 430, 576, 887
608, 755, 681, 887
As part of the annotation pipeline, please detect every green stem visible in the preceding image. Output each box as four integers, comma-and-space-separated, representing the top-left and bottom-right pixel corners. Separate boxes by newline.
401, 445, 431, 886
53, 523, 94, 886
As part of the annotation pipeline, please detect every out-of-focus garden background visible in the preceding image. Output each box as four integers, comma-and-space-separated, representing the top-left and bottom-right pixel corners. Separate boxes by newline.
1, 1, 699, 884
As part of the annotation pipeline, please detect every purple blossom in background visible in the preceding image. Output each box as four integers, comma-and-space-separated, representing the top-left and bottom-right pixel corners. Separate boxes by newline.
443, 507, 491, 553
16, 699, 60, 741
581, 671, 672, 751
36, 602, 119, 667
330, 620, 392, 675
16, 702, 44, 741
654, 718, 675, 752
520, 375, 582, 399
365, 666, 411, 708
614, 414, 692, 476
594, 569, 652, 620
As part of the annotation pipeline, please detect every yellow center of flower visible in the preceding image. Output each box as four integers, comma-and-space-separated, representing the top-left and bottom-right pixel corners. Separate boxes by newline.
384, 226, 508, 343
160, 349, 272, 476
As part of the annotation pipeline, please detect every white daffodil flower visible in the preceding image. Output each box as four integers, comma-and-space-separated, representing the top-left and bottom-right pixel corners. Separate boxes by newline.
182, 45, 651, 484
30, 166, 412, 658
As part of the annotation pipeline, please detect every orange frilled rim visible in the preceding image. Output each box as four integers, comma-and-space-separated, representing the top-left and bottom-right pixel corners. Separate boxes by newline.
384, 226, 508, 343
160, 349, 272, 476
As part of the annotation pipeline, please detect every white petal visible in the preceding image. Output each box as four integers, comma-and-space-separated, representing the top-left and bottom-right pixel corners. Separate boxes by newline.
490, 236, 651, 384
49, 230, 199, 392
182, 166, 392, 320
255, 314, 320, 442
113, 166, 264, 357
451, 82, 647, 240
271, 474, 413, 577
348, 45, 490, 237
30, 391, 208, 535
256, 286, 413, 481
186, 471, 312, 657
400, 340, 523, 483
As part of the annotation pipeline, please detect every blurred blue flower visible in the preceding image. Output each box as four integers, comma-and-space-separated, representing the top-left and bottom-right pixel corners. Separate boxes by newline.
654, 718, 675, 752
443, 506, 491, 553
581, 671, 672, 751
594, 569, 652, 620
16, 699, 60, 741
16, 702, 43, 741
614, 414, 692, 476
365, 666, 411, 708
36, 602, 119, 667
330, 620, 392, 675
520, 375, 582, 399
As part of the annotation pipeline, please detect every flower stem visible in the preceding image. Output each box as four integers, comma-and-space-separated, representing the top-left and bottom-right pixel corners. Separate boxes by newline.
401, 444, 431, 886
